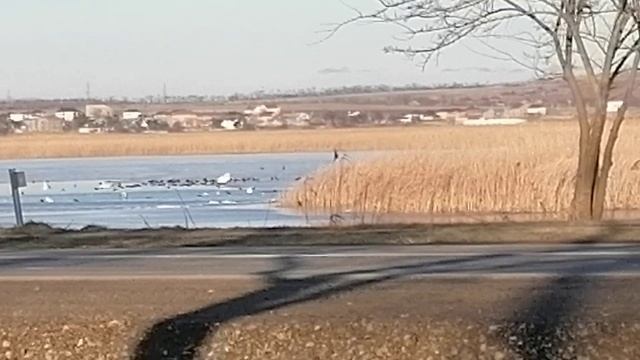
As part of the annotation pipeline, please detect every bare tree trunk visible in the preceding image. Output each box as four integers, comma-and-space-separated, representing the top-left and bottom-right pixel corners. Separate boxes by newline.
571, 123, 600, 221
592, 54, 640, 219
340, 0, 640, 222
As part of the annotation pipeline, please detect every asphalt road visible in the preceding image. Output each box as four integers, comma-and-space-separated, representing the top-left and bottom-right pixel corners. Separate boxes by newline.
3, 244, 640, 359
1, 243, 640, 279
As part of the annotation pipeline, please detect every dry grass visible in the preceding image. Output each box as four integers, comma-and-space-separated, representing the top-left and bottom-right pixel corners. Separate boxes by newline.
0, 127, 479, 159
283, 121, 640, 218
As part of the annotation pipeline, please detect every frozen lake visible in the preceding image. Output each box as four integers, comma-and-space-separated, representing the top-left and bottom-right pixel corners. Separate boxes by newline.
0, 153, 341, 229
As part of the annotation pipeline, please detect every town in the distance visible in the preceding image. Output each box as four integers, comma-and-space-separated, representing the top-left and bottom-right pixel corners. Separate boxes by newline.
0, 79, 629, 135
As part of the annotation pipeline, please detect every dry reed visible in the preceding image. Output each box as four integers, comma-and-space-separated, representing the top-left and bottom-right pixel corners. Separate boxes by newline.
0, 127, 486, 159
283, 121, 640, 218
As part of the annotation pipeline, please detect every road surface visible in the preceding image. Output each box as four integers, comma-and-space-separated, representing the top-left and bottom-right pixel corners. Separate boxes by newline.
2, 244, 640, 359
1, 244, 640, 279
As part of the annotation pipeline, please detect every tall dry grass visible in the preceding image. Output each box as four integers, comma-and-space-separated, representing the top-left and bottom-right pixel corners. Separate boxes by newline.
0, 127, 489, 159
283, 121, 640, 218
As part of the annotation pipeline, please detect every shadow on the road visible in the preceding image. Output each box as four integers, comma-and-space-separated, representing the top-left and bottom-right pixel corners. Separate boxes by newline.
132, 251, 514, 359
498, 226, 638, 359
132, 226, 639, 359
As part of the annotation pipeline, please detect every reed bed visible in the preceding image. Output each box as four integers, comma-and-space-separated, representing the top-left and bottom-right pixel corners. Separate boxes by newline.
0, 126, 509, 159
283, 121, 640, 218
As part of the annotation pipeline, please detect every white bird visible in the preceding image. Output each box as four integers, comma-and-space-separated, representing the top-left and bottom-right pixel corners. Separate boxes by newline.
42, 181, 51, 191
216, 173, 232, 185
96, 181, 119, 190
245, 187, 255, 194
120, 191, 128, 200
43, 196, 54, 204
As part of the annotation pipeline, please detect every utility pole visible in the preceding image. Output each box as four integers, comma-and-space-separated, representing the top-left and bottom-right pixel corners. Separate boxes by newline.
163, 82, 167, 103
86, 82, 91, 100
6, 89, 11, 103
8, 169, 26, 227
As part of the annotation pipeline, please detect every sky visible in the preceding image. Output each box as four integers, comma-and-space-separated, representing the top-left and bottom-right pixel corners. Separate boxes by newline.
0, 0, 533, 99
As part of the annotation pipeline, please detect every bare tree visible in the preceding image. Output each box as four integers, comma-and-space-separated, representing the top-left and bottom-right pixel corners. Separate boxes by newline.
333, 0, 640, 220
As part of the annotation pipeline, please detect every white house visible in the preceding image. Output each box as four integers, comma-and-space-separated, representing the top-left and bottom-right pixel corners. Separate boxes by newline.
86, 104, 114, 119
397, 114, 415, 124
156, 110, 211, 129
607, 100, 624, 113
243, 105, 282, 127
78, 126, 105, 134
8, 113, 26, 122
54, 108, 81, 122
398, 114, 437, 123
296, 112, 311, 122
220, 119, 242, 130
526, 106, 548, 116
436, 110, 467, 122
243, 105, 281, 117
122, 110, 142, 121
8, 111, 43, 122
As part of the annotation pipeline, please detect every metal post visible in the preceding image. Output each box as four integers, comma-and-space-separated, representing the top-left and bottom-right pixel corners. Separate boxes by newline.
8, 169, 25, 227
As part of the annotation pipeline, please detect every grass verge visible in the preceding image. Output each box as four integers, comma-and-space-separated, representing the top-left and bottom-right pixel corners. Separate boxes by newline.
2, 221, 640, 249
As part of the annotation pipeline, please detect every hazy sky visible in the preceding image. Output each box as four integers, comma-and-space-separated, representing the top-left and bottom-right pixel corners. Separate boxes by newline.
0, 0, 532, 99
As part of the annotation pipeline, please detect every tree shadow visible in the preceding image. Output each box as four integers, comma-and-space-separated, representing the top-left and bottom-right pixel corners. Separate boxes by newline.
133, 226, 639, 359
132, 252, 513, 359
499, 227, 640, 359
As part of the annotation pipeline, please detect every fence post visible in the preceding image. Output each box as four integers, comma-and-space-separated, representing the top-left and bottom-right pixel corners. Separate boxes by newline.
8, 169, 26, 227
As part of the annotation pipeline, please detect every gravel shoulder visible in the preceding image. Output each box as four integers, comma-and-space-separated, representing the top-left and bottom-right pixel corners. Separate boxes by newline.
1, 278, 639, 359
2, 221, 640, 249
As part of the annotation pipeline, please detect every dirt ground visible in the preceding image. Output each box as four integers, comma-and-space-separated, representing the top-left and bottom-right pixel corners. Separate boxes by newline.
0, 278, 639, 359
3, 221, 640, 249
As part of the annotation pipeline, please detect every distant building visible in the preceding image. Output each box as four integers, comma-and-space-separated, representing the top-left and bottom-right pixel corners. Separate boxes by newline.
435, 109, 467, 122
526, 105, 548, 117
220, 119, 242, 130
281, 112, 312, 127
397, 113, 437, 123
607, 100, 624, 113
8, 111, 42, 122
397, 115, 413, 124
86, 104, 114, 120
244, 105, 281, 117
78, 126, 105, 134
154, 110, 212, 129
122, 109, 143, 121
54, 107, 82, 122
8, 113, 27, 122
243, 105, 283, 127
23, 116, 64, 132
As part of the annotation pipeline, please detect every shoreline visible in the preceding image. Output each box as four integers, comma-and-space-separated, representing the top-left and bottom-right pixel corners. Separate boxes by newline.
3, 221, 640, 249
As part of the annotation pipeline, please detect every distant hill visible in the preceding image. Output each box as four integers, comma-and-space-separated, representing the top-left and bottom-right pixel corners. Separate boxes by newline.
2, 73, 639, 113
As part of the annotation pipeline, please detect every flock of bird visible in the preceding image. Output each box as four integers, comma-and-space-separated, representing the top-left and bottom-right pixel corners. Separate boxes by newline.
35, 171, 276, 204
32, 150, 346, 205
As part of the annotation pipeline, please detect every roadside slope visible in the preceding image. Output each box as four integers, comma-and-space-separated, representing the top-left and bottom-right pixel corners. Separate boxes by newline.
2, 221, 640, 249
